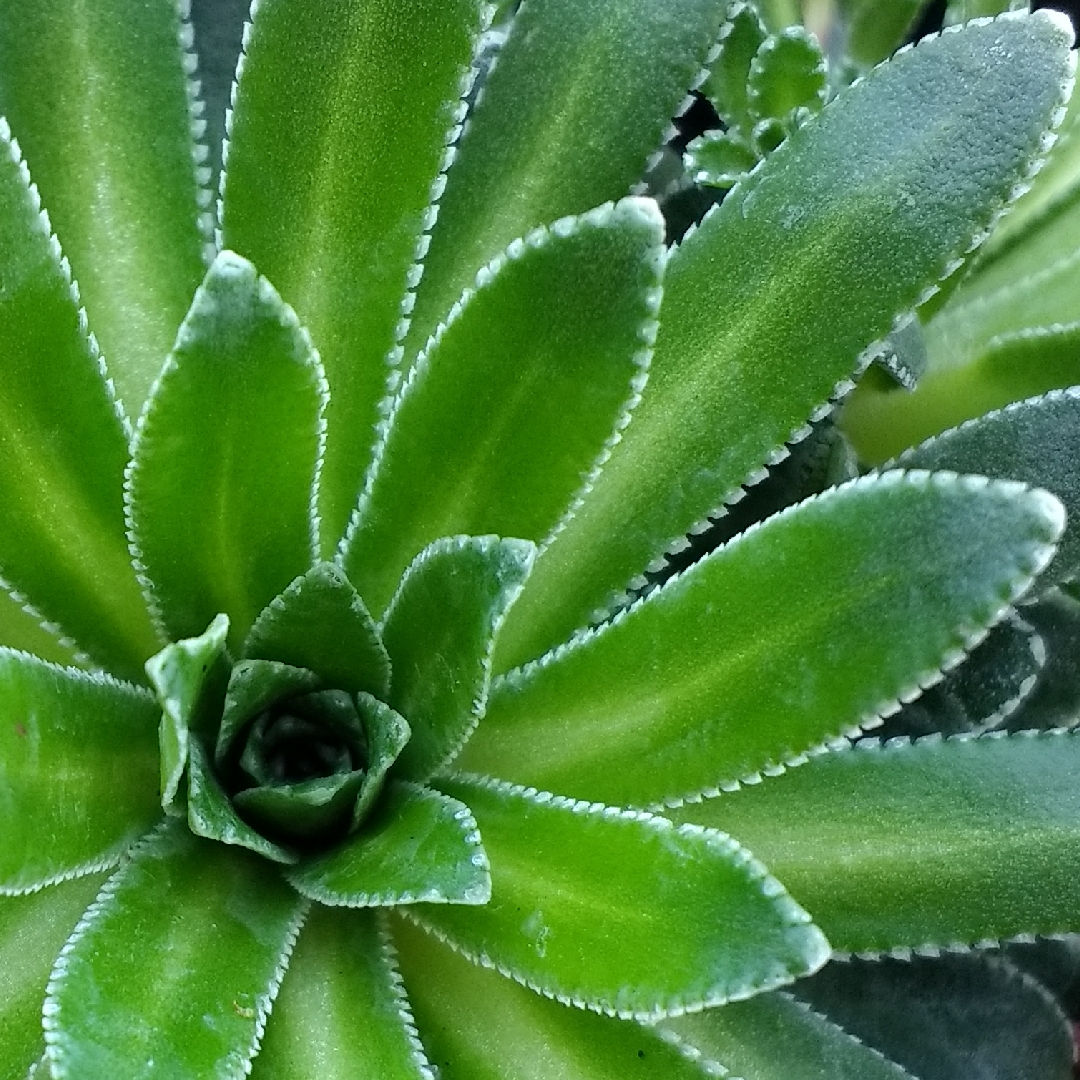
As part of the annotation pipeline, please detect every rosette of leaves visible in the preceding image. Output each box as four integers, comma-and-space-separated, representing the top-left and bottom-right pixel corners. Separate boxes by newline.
1, 2, 1080, 1079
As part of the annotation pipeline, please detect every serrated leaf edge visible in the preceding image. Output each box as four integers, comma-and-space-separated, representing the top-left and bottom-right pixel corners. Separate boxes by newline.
338, 197, 663, 570
415, 770, 829, 1021
494, 471, 1062, 808
746, 25, 828, 123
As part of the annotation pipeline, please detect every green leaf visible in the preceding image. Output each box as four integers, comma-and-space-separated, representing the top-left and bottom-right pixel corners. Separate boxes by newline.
350, 693, 412, 828
44, 823, 307, 1080
704, 2, 768, 134
1006, 589, 1080, 731
0, 874, 107, 1080
381, 536, 535, 783
126, 251, 326, 652
463, 473, 1062, 808
0, 653, 160, 893
795, 952, 1075, 1080
187, 740, 296, 864
661, 992, 917, 1080
416, 775, 828, 1020
286, 781, 490, 908
684, 131, 759, 189
841, 0, 929, 66
253, 908, 435, 1080
219, 0, 489, 549
673, 730, 1080, 952
747, 28, 827, 129
0, 118, 160, 683
945, 0, 1029, 28
896, 389, 1080, 590
0, 584, 81, 669
392, 915, 719, 1080
495, 11, 1076, 671
0, 0, 210, 418
403, 0, 728, 365
242, 563, 390, 699
145, 613, 231, 813
342, 198, 662, 617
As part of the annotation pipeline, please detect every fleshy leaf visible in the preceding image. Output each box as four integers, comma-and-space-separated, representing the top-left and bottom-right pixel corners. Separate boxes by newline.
495, 11, 1076, 671
242, 563, 390, 699
416, 775, 829, 1020
896, 388, 1080, 589
746, 28, 827, 129
145, 612, 230, 813
795, 952, 1075, 1080
684, 131, 759, 189
186, 740, 296, 864
219, 0, 489, 548
0, 118, 160, 683
403, 0, 728, 364
673, 730, 1080, 952
661, 992, 917, 1080
286, 780, 491, 907
463, 473, 1062, 807
0, 588, 79, 668
342, 199, 662, 617
704, 2, 768, 133
0, 653, 160, 893
380, 536, 535, 783
253, 908, 435, 1080
841, 0, 928, 66
351, 694, 411, 827
44, 823, 307, 1080
0, 874, 107, 1079
126, 251, 326, 651
1006, 589, 1080, 730
392, 915, 719, 1080
0, 0, 210, 417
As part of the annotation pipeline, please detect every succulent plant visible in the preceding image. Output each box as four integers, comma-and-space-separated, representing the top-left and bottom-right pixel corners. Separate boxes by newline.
2, 1, 1080, 1078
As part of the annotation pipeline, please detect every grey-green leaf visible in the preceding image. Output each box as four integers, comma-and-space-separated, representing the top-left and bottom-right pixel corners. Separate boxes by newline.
253, 908, 435, 1080
380, 535, 534, 783
342, 198, 662, 618
44, 823, 307, 1080
661, 992, 917, 1080
417, 775, 829, 1020
243, 563, 390, 699
795, 952, 1075, 1080
0, 0, 210, 417
673, 730, 1080, 952
1006, 589, 1080, 730
392, 915, 720, 1080
126, 251, 325, 652
403, 0, 728, 365
0, 653, 160, 893
0, 118, 160, 683
462, 473, 1062, 808
495, 11, 1076, 671
287, 781, 490, 907
219, 0, 489, 549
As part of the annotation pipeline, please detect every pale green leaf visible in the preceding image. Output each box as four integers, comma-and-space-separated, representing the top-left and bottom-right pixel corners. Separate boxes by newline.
673, 730, 1080, 952
840, 0, 928, 66
683, 131, 759, 189
403, 0, 728, 365
381, 537, 535, 783
896, 388, 1080, 589
747, 28, 827, 128
242, 563, 390, 699
342, 199, 662, 618
416, 775, 828, 1020
704, 2, 768, 133
463, 473, 1062, 808
945, 0, 1029, 28
220, 0, 489, 548
287, 781, 490, 908
795, 952, 1074, 1080
44, 823, 307, 1080
661, 992, 917, 1080
392, 915, 718, 1080
495, 11, 1075, 671
0, 587, 80, 668
0, 0, 210, 417
0, 874, 106, 1080
0, 653, 160, 894
145, 613, 230, 812
0, 118, 160, 683
126, 251, 325, 652
253, 908, 434, 1080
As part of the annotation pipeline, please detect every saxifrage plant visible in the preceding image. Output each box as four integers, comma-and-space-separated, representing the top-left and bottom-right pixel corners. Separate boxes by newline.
2, 0, 1080, 1077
